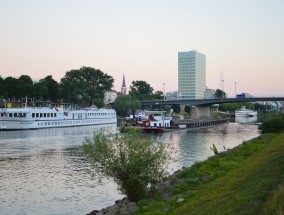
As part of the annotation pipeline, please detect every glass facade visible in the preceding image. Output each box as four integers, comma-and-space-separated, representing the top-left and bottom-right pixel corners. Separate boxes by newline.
178, 51, 206, 99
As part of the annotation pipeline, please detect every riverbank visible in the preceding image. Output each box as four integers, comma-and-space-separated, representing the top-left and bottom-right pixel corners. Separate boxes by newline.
89, 132, 284, 215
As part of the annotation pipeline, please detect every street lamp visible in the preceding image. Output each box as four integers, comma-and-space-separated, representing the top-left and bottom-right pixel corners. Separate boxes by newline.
222, 79, 224, 99
163, 83, 165, 101
235, 82, 237, 98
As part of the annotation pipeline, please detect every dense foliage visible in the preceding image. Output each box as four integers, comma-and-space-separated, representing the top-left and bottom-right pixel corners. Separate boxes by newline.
112, 95, 141, 116
214, 88, 227, 99
219, 102, 255, 112
0, 67, 113, 106
83, 129, 168, 202
260, 113, 284, 133
129, 80, 154, 100
61, 67, 114, 106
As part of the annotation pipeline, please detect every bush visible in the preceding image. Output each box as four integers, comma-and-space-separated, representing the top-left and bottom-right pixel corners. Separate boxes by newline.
260, 113, 284, 134
83, 129, 168, 202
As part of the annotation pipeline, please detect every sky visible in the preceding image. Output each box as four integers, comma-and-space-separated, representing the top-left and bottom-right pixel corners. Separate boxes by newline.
0, 0, 284, 97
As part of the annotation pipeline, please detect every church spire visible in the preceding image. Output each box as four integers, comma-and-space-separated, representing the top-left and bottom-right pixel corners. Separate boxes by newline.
121, 74, 127, 95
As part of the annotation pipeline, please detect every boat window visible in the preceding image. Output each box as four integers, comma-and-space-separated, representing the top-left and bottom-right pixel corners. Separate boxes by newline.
40, 113, 43, 117
36, 113, 39, 118
54, 113, 57, 117
23, 113, 26, 117
32, 113, 35, 118
14, 113, 17, 117
51, 113, 53, 117
47, 113, 50, 117
44, 113, 46, 117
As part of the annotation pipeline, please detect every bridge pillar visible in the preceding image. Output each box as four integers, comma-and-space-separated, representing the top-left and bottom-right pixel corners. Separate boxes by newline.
191, 106, 210, 118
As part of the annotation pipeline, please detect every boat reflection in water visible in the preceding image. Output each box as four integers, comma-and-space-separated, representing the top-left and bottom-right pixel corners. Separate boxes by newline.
235, 116, 258, 124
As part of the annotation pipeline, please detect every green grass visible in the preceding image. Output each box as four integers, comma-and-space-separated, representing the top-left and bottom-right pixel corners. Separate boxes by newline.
136, 133, 284, 215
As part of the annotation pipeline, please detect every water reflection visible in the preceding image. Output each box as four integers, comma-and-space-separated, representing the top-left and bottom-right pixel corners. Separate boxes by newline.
0, 123, 260, 215
235, 116, 258, 124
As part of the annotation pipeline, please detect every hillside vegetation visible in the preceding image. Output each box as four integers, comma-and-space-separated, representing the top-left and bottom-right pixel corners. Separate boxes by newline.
136, 133, 284, 215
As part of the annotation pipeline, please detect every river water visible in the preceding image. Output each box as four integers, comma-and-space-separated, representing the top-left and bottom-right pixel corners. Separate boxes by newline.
0, 120, 260, 215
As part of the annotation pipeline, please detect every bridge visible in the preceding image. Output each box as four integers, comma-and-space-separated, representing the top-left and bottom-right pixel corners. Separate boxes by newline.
141, 97, 284, 118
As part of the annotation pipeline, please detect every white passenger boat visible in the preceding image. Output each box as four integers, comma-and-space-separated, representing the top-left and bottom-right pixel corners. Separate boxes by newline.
0, 105, 117, 130
235, 106, 257, 117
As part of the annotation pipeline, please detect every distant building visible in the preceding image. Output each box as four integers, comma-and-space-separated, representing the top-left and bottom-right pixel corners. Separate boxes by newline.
205, 88, 216, 99
104, 90, 118, 105
166, 91, 180, 100
178, 50, 206, 99
121, 74, 127, 95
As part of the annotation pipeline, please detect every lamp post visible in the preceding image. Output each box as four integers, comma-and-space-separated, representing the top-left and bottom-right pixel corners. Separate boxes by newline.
222, 79, 224, 99
163, 83, 165, 101
235, 82, 237, 98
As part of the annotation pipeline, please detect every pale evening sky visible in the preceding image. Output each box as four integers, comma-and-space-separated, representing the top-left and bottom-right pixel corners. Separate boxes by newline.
0, 0, 283, 97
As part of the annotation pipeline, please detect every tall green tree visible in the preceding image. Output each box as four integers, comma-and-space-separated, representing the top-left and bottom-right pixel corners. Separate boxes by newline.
4, 77, 25, 100
113, 95, 141, 116
18, 75, 34, 98
214, 89, 227, 99
0, 76, 7, 98
61, 67, 114, 106
172, 104, 181, 114
34, 81, 48, 100
129, 80, 154, 100
41, 75, 60, 102
153, 90, 164, 100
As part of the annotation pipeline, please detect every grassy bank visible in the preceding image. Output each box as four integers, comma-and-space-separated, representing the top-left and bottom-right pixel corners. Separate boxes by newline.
136, 133, 284, 215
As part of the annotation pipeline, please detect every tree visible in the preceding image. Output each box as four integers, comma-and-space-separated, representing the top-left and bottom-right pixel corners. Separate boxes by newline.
18, 75, 34, 98
184, 105, 191, 114
112, 95, 141, 116
34, 81, 48, 100
0, 76, 7, 98
153, 90, 164, 100
40, 75, 61, 102
61, 67, 114, 106
219, 102, 254, 112
4, 77, 25, 100
214, 89, 227, 99
172, 104, 181, 114
129, 80, 154, 100
83, 129, 168, 202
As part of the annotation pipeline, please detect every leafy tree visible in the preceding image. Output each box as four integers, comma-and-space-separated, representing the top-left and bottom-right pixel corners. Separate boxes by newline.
0, 76, 7, 98
152, 91, 164, 100
214, 89, 227, 99
184, 105, 191, 114
34, 81, 48, 100
4, 77, 25, 100
129, 80, 154, 100
83, 129, 168, 202
113, 95, 141, 116
172, 104, 181, 114
254, 103, 267, 112
219, 102, 254, 112
41, 75, 60, 102
61, 67, 114, 106
18, 75, 35, 98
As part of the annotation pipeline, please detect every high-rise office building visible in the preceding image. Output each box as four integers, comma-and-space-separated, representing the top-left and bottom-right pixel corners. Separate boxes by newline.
178, 50, 206, 99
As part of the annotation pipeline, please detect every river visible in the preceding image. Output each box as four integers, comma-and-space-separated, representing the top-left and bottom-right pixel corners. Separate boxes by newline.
0, 120, 260, 215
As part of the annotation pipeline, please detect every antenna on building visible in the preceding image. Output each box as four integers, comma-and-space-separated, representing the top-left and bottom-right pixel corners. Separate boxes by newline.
219, 70, 224, 89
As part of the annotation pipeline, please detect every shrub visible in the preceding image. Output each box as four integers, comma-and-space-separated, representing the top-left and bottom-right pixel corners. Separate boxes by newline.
83, 129, 168, 202
260, 113, 284, 134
